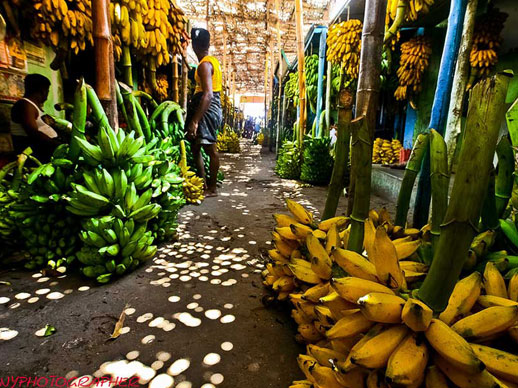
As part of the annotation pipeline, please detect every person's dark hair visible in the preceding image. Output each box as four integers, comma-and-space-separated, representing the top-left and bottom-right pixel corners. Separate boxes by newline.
191, 28, 210, 51
24, 74, 51, 96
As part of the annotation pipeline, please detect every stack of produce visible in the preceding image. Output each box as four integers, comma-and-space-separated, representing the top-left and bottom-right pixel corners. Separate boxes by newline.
217, 126, 240, 153
26, 0, 187, 65
326, 20, 362, 80
264, 200, 518, 388
372, 138, 401, 164
300, 137, 334, 185
156, 74, 169, 101
257, 133, 265, 146
394, 36, 432, 101
385, 0, 435, 23
276, 141, 302, 180
285, 72, 299, 107
179, 140, 204, 204
470, 10, 507, 78
305, 54, 319, 113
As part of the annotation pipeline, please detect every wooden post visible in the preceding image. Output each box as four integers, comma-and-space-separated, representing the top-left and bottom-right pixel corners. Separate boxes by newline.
275, 0, 283, 154
223, 31, 227, 90
264, 52, 269, 135
172, 55, 179, 103
294, 0, 306, 146
92, 0, 117, 127
181, 56, 188, 111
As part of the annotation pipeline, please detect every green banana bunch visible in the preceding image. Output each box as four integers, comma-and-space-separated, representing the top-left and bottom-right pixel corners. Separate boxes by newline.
300, 136, 334, 185
276, 140, 302, 180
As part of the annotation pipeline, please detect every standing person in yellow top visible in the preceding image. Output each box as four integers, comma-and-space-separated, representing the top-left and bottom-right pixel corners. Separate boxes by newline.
186, 28, 222, 197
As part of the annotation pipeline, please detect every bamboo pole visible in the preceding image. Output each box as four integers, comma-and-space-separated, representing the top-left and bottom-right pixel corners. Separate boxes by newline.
444, 0, 478, 171
181, 56, 188, 111
413, 0, 468, 227
323, 88, 353, 220
92, 0, 111, 102
172, 56, 179, 103
495, 136, 514, 218
122, 45, 133, 88
418, 71, 512, 313
430, 129, 450, 247
294, 0, 306, 146
347, 0, 387, 253
324, 61, 332, 137
264, 52, 269, 133
275, 0, 283, 154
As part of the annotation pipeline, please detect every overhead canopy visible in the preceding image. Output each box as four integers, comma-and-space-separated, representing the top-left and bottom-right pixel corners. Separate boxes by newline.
177, 0, 332, 94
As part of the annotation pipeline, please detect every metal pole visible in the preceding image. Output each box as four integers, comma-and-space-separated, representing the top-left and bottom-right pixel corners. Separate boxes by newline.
294, 0, 306, 146
325, 60, 332, 137
315, 27, 328, 138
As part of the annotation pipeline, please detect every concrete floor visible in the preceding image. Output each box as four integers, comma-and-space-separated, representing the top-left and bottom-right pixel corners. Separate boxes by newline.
0, 140, 392, 387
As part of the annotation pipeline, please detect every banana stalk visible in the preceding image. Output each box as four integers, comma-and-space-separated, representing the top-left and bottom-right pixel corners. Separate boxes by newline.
430, 129, 450, 246
495, 136, 514, 218
69, 79, 87, 162
180, 140, 188, 171
86, 84, 110, 131
115, 82, 128, 128
506, 97, 518, 147
384, 0, 408, 43
481, 170, 499, 231
122, 45, 133, 88
12, 152, 29, 191
133, 95, 152, 141
121, 88, 144, 138
418, 72, 512, 312
322, 88, 353, 220
395, 133, 429, 227
132, 91, 158, 111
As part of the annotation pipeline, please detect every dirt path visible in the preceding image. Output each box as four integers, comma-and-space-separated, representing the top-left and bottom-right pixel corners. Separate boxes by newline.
0, 140, 392, 387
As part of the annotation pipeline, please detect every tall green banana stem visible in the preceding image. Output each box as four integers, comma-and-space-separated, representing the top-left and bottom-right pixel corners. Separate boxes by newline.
180, 140, 188, 171
0, 161, 18, 183
418, 71, 512, 312
121, 90, 144, 138
86, 84, 110, 131
322, 89, 353, 220
116, 82, 129, 127
430, 129, 450, 246
384, 0, 408, 43
12, 152, 28, 190
148, 58, 157, 93
132, 91, 158, 111
133, 95, 152, 141
495, 136, 514, 218
69, 79, 87, 162
149, 101, 173, 131
160, 104, 178, 137
395, 133, 429, 227
481, 170, 499, 230
507, 98, 518, 147
122, 45, 133, 88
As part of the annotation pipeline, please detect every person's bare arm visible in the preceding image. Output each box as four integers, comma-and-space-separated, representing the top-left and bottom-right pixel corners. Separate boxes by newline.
186, 62, 213, 138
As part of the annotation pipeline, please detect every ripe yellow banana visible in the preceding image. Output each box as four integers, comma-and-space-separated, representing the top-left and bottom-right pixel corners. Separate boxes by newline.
508, 273, 518, 302
306, 235, 332, 280
477, 294, 518, 308
268, 249, 289, 264
363, 218, 377, 260
439, 272, 482, 325
301, 282, 329, 303
314, 305, 336, 325
332, 248, 379, 282
400, 260, 429, 273
291, 223, 314, 239
484, 262, 508, 298
292, 309, 311, 325
470, 343, 518, 382
319, 291, 358, 319
286, 199, 313, 225
425, 365, 449, 388
402, 298, 433, 331
331, 276, 395, 303
424, 318, 485, 374
318, 216, 348, 232
357, 292, 405, 323
371, 226, 407, 290
298, 323, 323, 342
297, 354, 318, 382
366, 369, 390, 388
452, 305, 518, 340
395, 239, 421, 260
273, 213, 299, 228
325, 310, 374, 340
349, 324, 408, 369
312, 229, 327, 240
386, 332, 428, 386
275, 239, 297, 258
289, 264, 321, 284
325, 223, 340, 253
307, 344, 346, 368
275, 226, 299, 240
333, 367, 368, 388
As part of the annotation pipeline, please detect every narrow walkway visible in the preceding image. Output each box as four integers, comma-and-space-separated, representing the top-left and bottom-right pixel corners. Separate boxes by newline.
0, 140, 391, 387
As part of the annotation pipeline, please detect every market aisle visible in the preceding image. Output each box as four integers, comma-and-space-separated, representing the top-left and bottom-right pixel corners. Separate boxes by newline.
0, 140, 391, 386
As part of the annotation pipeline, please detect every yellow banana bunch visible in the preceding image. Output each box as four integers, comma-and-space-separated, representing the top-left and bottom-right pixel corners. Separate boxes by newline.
179, 140, 204, 204
395, 36, 432, 101
256, 133, 265, 146
469, 10, 507, 78
372, 138, 401, 164
217, 126, 240, 153
326, 20, 362, 81
155, 74, 169, 101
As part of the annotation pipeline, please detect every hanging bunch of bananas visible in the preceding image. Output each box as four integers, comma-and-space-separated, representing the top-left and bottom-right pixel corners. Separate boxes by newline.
300, 136, 334, 185
179, 140, 204, 204
276, 140, 302, 180
305, 55, 319, 113
405, 0, 435, 22
372, 138, 402, 164
394, 36, 432, 101
285, 72, 299, 107
264, 201, 518, 388
109, 0, 187, 66
30, 0, 93, 54
217, 125, 240, 153
326, 20, 362, 81
469, 10, 507, 80
155, 74, 169, 101
257, 133, 265, 146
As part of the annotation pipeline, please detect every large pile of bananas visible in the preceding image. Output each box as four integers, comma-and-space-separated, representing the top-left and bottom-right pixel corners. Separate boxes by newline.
285, 72, 300, 107
386, 0, 435, 24
276, 140, 302, 180
264, 201, 518, 388
26, 0, 186, 64
300, 137, 334, 185
156, 74, 169, 101
470, 10, 507, 78
305, 55, 319, 113
257, 133, 265, 146
217, 126, 240, 153
372, 138, 402, 165
326, 20, 362, 81
394, 36, 432, 101
179, 140, 204, 204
